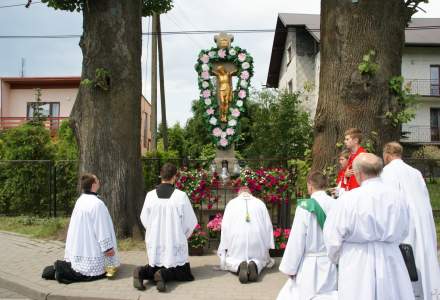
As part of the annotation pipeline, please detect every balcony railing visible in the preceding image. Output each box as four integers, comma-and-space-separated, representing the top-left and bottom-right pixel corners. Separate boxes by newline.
405, 79, 440, 97
0, 117, 68, 134
401, 125, 440, 143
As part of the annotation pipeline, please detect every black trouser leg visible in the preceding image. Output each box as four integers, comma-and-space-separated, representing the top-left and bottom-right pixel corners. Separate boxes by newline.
54, 260, 105, 284
159, 263, 194, 282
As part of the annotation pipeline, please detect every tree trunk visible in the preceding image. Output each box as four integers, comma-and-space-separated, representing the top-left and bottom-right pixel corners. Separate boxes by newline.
70, 0, 144, 238
312, 0, 407, 171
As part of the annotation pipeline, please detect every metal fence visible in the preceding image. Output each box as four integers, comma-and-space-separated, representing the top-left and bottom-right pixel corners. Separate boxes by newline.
2, 157, 439, 226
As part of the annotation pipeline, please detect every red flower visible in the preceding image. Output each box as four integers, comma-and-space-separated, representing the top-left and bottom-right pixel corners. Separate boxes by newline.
280, 242, 286, 249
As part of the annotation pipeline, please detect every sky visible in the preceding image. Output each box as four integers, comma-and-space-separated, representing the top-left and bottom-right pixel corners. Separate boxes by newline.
0, 0, 439, 126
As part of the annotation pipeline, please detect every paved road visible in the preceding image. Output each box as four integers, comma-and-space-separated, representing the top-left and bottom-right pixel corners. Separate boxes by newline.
0, 231, 285, 300
0, 287, 30, 299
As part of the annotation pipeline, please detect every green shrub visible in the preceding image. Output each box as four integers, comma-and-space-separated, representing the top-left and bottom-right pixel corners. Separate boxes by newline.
0, 122, 54, 215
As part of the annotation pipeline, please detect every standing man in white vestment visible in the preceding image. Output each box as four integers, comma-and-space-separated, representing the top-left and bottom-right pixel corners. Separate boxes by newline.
277, 172, 337, 300
217, 186, 274, 284
324, 153, 414, 300
133, 163, 197, 292
381, 142, 440, 299
41, 173, 119, 284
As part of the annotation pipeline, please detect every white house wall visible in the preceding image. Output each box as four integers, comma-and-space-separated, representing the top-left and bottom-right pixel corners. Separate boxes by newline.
5, 88, 77, 117
279, 29, 297, 91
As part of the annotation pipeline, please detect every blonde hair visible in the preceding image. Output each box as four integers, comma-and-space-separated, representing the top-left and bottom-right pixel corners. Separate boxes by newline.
344, 128, 362, 143
383, 142, 403, 157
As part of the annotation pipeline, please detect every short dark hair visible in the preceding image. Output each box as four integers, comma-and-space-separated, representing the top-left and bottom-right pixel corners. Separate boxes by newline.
344, 128, 362, 143
338, 149, 350, 159
160, 163, 177, 181
81, 173, 97, 192
307, 171, 328, 190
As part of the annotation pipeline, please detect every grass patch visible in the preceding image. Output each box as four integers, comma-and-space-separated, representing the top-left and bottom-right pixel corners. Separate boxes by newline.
428, 182, 440, 210
0, 216, 145, 251
0, 216, 69, 240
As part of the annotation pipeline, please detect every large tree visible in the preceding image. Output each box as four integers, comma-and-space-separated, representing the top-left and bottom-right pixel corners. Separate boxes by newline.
38, 0, 172, 237
312, 0, 426, 170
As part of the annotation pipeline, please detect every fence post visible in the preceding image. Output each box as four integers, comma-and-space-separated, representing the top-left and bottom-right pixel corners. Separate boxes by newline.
48, 160, 53, 217
53, 162, 57, 218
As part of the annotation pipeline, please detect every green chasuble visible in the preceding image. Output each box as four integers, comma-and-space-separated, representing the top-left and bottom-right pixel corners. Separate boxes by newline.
297, 198, 327, 230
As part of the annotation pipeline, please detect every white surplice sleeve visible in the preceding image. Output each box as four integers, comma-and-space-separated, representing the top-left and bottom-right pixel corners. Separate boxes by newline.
279, 206, 308, 275
93, 201, 116, 253
182, 192, 197, 239
323, 196, 350, 264
140, 192, 151, 230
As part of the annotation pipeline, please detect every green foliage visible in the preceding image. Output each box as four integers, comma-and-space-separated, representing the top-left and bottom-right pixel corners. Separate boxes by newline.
358, 50, 379, 76
29, 88, 47, 124
142, 150, 179, 191
0, 123, 54, 215
53, 120, 79, 215
243, 89, 313, 159
81, 68, 111, 91
184, 100, 212, 158
288, 149, 312, 195
199, 144, 216, 161
361, 131, 378, 153
387, 76, 417, 127
41, 0, 173, 16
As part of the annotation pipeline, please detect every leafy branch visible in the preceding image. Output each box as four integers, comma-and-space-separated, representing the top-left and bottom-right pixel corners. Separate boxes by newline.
81, 68, 111, 91
358, 50, 379, 76
386, 76, 417, 127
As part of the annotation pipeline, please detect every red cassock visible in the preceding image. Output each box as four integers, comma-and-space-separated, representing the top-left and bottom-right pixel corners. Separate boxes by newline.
345, 146, 366, 191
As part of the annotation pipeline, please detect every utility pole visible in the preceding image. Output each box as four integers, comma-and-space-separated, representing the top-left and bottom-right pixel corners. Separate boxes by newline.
150, 12, 158, 151
157, 14, 169, 150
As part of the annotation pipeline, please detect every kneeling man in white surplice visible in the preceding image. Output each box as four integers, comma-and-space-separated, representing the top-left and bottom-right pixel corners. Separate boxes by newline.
41, 173, 120, 284
277, 171, 337, 300
133, 163, 198, 293
218, 186, 274, 284
324, 153, 414, 300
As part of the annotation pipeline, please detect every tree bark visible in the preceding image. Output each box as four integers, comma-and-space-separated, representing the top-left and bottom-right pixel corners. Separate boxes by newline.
312, 0, 407, 171
70, 0, 144, 238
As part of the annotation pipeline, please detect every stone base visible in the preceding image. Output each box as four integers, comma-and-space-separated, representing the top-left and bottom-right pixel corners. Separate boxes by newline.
213, 146, 237, 172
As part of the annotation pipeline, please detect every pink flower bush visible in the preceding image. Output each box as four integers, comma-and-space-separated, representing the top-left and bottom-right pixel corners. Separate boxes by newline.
238, 53, 247, 62
207, 213, 223, 232
206, 108, 215, 115
188, 223, 208, 249
273, 226, 290, 250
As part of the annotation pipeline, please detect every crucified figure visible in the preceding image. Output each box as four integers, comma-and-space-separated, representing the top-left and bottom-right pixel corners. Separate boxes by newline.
213, 65, 236, 122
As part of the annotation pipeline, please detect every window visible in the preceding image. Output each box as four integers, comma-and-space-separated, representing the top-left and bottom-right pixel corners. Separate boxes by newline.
288, 80, 293, 94
287, 45, 292, 66
431, 65, 440, 96
430, 108, 440, 141
26, 102, 60, 130
27, 102, 60, 118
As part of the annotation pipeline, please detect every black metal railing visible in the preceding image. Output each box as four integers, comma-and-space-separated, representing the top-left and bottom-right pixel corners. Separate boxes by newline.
401, 125, 440, 144
405, 79, 440, 97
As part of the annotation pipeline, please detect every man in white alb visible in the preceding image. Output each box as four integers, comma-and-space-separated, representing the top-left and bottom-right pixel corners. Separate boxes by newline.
277, 171, 337, 300
381, 142, 440, 299
133, 163, 198, 292
217, 186, 274, 284
42, 173, 119, 284
324, 153, 414, 300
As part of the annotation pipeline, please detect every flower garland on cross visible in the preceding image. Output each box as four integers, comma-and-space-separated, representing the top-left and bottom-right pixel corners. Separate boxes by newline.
194, 33, 254, 149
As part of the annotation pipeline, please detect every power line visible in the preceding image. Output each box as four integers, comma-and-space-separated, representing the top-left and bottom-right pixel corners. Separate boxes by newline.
0, 26, 439, 39
0, 1, 41, 9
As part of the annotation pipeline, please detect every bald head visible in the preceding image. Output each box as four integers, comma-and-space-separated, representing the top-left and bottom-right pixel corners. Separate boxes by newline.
353, 153, 383, 182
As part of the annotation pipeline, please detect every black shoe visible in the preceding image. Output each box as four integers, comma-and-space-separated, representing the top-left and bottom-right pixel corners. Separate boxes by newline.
248, 261, 258, 282
238, 261, 248, 284
154, 270, 166, 292
133, 267, 145, 291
